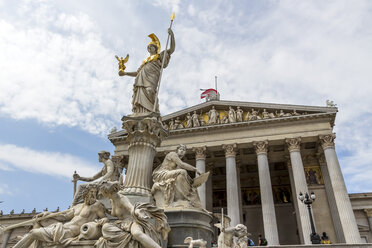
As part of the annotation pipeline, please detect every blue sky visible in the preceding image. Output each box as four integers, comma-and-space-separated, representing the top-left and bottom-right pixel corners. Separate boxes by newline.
1, 0, 372, 214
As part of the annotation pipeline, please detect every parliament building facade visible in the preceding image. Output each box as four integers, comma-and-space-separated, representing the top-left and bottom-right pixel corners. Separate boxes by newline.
1, 99, 372, 246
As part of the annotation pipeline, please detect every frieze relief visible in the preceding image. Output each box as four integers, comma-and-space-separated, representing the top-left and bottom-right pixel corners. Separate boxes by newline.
164, 105, 322, 130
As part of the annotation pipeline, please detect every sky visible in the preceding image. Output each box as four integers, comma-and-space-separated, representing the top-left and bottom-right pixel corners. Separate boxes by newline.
0, 0, 372, 214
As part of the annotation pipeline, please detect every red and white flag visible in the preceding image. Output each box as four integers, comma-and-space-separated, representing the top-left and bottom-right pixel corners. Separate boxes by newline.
200, 88, 218, 99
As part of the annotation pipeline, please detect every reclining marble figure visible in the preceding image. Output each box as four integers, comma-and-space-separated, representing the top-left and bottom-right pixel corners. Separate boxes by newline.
151, 144, 209, 209
96, 181, 170, 248
13, 185, 106, 248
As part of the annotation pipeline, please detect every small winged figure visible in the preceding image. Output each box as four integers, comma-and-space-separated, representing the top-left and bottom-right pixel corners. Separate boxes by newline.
184, 236, 207, 248
115, 54, 129, 76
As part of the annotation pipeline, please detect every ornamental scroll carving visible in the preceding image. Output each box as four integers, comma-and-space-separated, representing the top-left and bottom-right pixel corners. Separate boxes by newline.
253, 141, 268, 155
286, 137, 301, 152
193, 146, 207, 160
319, 134, 336, 150
222, 144, 237, 157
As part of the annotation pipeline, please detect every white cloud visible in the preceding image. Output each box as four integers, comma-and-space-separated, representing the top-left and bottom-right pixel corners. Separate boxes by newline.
0, 183, 13, 196
1, 0, 372, 192
0, 144, 99, 178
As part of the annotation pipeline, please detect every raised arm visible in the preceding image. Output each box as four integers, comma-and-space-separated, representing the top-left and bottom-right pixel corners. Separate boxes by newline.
167, 28, 175, 55
78, 169, 103, 182
169, 153, 201, 174
119, 71, 138, 77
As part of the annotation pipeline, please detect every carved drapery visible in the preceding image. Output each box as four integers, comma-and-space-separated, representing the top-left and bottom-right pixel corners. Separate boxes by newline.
253, 140, 269, 155
286, 137, 301, 152
222, 144, 237, 157
193, 146, 207, 160
319, 134, 336, 150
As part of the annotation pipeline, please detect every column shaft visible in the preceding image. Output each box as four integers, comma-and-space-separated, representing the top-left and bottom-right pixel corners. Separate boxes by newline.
320, 134, 361, 244
223, 144, 241, 227
194, 147, 207, 209
286, 138, 312, 244
254, 141, 279, 245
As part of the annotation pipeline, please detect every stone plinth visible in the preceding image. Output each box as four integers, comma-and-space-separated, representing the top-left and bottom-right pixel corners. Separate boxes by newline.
165, 209, 213, 248
121, 113, 168, 203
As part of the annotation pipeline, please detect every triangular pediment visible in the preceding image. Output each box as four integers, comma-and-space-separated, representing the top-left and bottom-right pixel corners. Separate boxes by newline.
162, 100, 337, 131
108, 100, 337, 142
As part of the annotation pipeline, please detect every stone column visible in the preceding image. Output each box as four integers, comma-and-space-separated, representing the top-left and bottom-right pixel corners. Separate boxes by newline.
193, 146, 207, 209
319, 134, 361, 244
364, 209, 372, 232
223, 143, 241, 227
286, 137, 312, 244
253, 141, 279, 245
317, 152, 345, 243
121, 113, 168, 203
206, 162, 214, 212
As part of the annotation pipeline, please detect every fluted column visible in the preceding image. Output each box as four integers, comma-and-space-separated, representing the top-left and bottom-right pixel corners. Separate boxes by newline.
319, 134, 361, 244
286, 137, 312, 244
193, 146, 207, 209
121, 114, 168, 202
317, 152, 345, 243
253, 141, 279, 245
223, 143, 241, 227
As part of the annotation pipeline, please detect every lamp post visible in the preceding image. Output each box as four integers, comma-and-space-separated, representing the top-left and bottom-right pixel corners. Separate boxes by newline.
299, 192, 321, 244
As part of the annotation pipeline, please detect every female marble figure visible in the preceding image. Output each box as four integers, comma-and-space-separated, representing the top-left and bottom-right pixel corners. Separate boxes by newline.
96, 181, 170, 248
152, 145, 203, 209
208, 106, 219, 124
186, 113, 192, 128
120, 29, 175, 115
192, 111, 200, 127
236, 107, 243, 122
228, 106, 236, 123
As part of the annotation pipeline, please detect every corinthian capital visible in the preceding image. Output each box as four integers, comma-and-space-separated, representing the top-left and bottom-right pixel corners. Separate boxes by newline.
253, 141, 269, 155
286, 137, 301, 152
193, 146, 207, 160
364, 209, 372, 217
222, 144, 237, 157
319, 134, 336, 150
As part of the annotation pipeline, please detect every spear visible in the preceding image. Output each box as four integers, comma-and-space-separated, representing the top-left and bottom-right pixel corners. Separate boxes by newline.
153, 12, 175, 112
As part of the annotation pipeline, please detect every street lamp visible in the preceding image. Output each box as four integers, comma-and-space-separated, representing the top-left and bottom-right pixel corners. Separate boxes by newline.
299, 192, 321, 244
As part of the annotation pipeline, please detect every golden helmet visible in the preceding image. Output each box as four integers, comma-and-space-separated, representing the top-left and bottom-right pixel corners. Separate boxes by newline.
148, 33, 161, 54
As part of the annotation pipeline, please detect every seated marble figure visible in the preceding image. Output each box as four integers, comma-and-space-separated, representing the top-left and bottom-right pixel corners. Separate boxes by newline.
151, 144, 209, 209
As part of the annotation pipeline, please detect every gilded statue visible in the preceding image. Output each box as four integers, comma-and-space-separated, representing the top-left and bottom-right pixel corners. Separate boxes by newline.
115, 54, 129, 75
119, 29, 175, 115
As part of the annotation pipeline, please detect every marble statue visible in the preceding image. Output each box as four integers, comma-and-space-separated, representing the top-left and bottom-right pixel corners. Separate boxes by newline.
151, 144, 207, 209
326, 99, 337, 107
119, 28, 175, 115
292, 109, 300, 116
214, 214, 248, 248
13, 185, 106, 248
222, 115, 229, 124
236, 106, 243, 122
192, 111, 200, 127
278, 109, 292, 117
72, 151, 118, 206
186, 113, 193, 128
250, 108, 260, 120
208, 106, 219, 125
228, 106, 236, 123
262, 109, 269, 119
174, 117, 183, 129
96, 181, 170, 248
169, 119, 175, 130
184, 237, 207, 248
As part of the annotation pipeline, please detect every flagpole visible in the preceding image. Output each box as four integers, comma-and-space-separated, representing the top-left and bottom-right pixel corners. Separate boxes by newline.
153, 12, 175, 112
